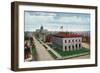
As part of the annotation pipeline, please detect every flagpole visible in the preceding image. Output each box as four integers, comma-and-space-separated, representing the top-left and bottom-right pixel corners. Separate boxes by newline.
60, 25, 63, 32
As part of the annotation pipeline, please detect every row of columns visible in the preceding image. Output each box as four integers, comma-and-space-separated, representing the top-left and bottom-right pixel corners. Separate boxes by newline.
63, 44, 81, 51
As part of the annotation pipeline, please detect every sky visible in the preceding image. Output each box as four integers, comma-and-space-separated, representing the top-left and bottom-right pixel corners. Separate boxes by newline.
24, 11, 90, 32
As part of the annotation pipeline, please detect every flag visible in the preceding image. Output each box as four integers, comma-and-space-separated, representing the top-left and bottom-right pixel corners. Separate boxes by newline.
60, 26, 63, 29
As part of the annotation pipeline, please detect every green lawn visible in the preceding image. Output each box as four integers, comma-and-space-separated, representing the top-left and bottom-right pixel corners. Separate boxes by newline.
55, 47, 89, 56
48, 44, 90, 57
32, 48, 37, 56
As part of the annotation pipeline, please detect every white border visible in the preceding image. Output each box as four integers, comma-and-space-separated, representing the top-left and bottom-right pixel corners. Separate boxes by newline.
19, 5, 96, 68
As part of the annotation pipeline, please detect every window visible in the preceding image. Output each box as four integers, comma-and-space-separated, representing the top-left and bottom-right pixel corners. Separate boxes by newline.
65, 40, 67, 43
65, 46, 67, 50
79, 39, 80, 42
72, 45, 74, 49
76, 44, 77, 49
79, 44, 81, 48
72, 39, 74, 42
69, 40, 70, 43
69, 46, 70, 49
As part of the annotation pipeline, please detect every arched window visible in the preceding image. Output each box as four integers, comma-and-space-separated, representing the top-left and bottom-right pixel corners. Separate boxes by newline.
79, 44, 81, 48
79, 39, 80, 42
69, 46, 70, 49
65, 46, 67, 51
72, 39, 74, 42
65, 40, 67, 43
76, 44, 77, 49
72, 45, 74, 49
69, 40, 70, 43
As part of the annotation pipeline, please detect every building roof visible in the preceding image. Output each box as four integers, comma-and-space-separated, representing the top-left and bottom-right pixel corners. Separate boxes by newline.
53, 32, 81, 38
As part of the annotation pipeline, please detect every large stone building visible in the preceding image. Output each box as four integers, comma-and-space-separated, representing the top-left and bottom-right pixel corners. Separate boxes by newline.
36, 26, 48, 41
52, 32, 82, 51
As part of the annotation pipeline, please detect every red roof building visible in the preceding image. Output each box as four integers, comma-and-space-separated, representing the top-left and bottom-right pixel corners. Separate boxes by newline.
53, 32, 81, 38
52, 32, 82, 51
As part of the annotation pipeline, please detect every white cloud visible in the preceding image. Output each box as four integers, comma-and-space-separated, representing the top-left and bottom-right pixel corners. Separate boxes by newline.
24, 11, 90, 31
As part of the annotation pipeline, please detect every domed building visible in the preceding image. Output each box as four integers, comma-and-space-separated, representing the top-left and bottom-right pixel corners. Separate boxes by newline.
36, 25, 48, 41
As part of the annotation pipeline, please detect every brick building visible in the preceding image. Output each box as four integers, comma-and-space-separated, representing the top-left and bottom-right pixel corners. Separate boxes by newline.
52, 32, 82, 51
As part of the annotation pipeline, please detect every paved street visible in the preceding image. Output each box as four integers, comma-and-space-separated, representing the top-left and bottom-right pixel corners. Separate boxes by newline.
33, 35, 54, 61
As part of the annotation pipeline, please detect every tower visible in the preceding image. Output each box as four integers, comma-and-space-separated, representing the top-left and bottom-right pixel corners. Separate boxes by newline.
40, 25, 43, 33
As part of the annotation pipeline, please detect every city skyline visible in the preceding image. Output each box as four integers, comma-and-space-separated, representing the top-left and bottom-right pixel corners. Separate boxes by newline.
24, 11, 90, 32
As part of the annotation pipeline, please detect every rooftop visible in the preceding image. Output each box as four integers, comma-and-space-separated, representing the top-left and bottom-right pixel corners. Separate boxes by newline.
53, 32, 82, 38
